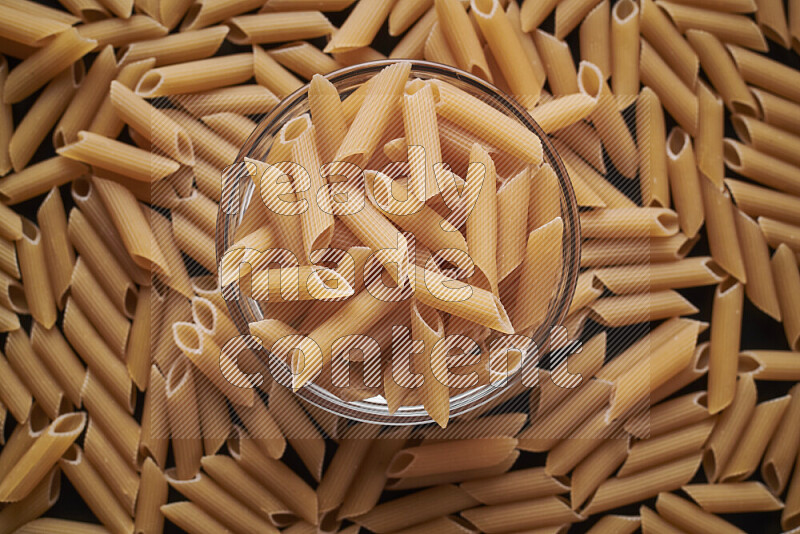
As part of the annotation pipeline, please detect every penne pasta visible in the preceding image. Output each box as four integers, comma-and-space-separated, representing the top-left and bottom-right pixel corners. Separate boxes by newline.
684, 482, 784, 513
134, 458, 168, 534
84, 417, 140, 514
695, 81, 725, 188
749, 86, 800, 136
701, 176, 747, 281
0, 468, 61, 534
762, 383, 800, 494
656, 492, 745, 534
734, 210, 782, 319
772, 244, 800, 351
660, 0, 767, 51
135, 53, 253, 96
228, 12, 334, 45
326, 0, 393, 52
618, 419, 715, 477
727, 43, 800, 103
580, 0, 611, 81
707, 279, 745, 414
704, 373, 757, 481
36, 188, 74, 308
5, 329, 66, 420
16, 218, 56, 328
639, 39, 698, 136
0, 350, 32, 423
269, 41, 343, 78
533, 30, 578, 96
611, 0, 639, 99
30, 323, 85, 408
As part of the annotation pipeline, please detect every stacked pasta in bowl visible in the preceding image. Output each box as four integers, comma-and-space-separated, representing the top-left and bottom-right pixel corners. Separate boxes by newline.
0, 0, 799, 532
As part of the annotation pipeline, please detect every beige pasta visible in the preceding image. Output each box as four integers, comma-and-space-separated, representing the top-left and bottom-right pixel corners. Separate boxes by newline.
704, 373, 757, 481
0, 156, 88, 206
727, 43, 800, 102
611, 0, 639, 99
724, 139, 800, 197
119, 25, 228, 66
695, 81, 725, 188
16, 218, 56, 328
701, 177, 747, 281
750, 86, 800, 136
135, 53, 253, 96
734, 210, 782, 320
684, 482, 784, 513
75, 15, 169, 50
0, 411, 85, 501
534, 30, 578, 95
30, 323, 85, 408
5, 328, 66, 420
772, 244, 800, 351
59, 445, 135, 534
36, 187, 74, 308
227, 11, 334, 45
580, 0, 610, 80
593, 257, 725, 294
639, 39, 698, 136
134, 458, 168, 534
659, 0, 767, 50
656, 492, 745, 534
435, 0, 491, 80
639, 0, 698, 87
762, 383, 800, 494
619, 419, 714, 477
0, 468, 61, 534
83, 417, 140, 514
390, 7, 437, 59
3, 28, 96, 104
569, 438, 631, 510
707, 279, 745, 414
636, 87, 670, 208
165, 359, 203, 480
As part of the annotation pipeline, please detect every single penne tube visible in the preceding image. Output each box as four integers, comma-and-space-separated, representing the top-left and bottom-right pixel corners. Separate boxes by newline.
63, 298, 133, 411
640, 506, 684, 534
0, 201, 20, 242
29, 323, 84, 409
590, 290, 699, 328
495, 167, 531, 280
333, 46, 387, 67
687, 29, 758, 115
700, 177, 747, 282
59, 445, 135, 534
0, 269, 27, 315
36, 188, 74, 308
0, 404, 47, 482
581, 453, 702, 515
0, 411, 85, 501
0, 4, 70, 47
308, 74, 346, 163
528, 163, 566, 232
135, 51, 252, 94
772, 244, 800, 351
585, 516, 641, 534
740, 350, 800, 380
618, 419, 715, 477
173, 85, 278, 117
164, 359, 203, 480
160, 501, 231, 534
325, 0, 393, 52
757, 0, 791, 47
201, 455, 296, 527
759, 216, 800, 251
336, 61, 409, 165
403, 82, 442, 201
533, 30, 578, 95
719, 395, 791, 482
762, 383, 800, 494
268, 41, 342, 78
750, 86, 800, 136
569, 436, 630, 510
88, 57, 155, 141
15, 518, 112, 534
424, 21, 458, 67
727, 43, 800, 103
83, 418, 140, 514
580, 0, 611, 80
656, 493, 745, 534
704, 373, 756, 481
684, 482, 784, 513
227, 11, 334, 45
432, 79, 543, 165
611, 0, 639, 99
636, 88, 669, 208
553, 119, 605, 174
388, 0, 429, 36
724, 139, 800, 197
472, 0, 541, 106
462, 496, 581, 533
386, 438, 517, 478
16, 219, 56, 328
608, 318, 698, 419
520, 0, 558, 31
0, 351, 31, 424
0, 156, 87, 206
732, 113, 800, 168
578, 61, 637, 178
582, 234, 695, 267
353, 484, 479, 533
384, 450, 519, 491
317, 426, 375, 512
53, 46, 119, 149
511, 217, 563, 331
173, 211, 217, 272
267, 386, 324, 478
695, 81, 725, 188
593, 257, 726, 294
180, 0, 265, 30
734, 210, 782, 320
195, 375, 231, 457
435, 0, 490, 80
9, 66, 81, 172
580, 207, 679, 238
659, 0, 767, 51
625, 391, 711, 438
93, 176, 171, 276
69, 258, 131, 357
118, 26, 228, 66
390, 6, 436, 59
150, 209, 192, 298
3, 27, 96, 104
232, 434, 319, 525
139, 365, 169, 467
639, 0, 698, 88
665, 128, 703, 237
5, 329, 66, 420
134, 458, 168, 534
639, 39, 698, 136
464, 143, 499, 294
544, 145, 608, 207
553, 0, 604, 38
0, 237, 18, 280
58, 131, 179, 182
202, 112, 256, 146
76, 15, 168, 48
162, 109, 239, 168
530, 94, 598, 133
67, 207, 139, 315
460, 466, 569, 505
110, 81, 194, 165
707, 279, 744, 414
0, 468, 61, 534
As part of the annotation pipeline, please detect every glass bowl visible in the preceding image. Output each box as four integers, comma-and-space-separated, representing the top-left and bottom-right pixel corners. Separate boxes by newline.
217, 59, 581, 426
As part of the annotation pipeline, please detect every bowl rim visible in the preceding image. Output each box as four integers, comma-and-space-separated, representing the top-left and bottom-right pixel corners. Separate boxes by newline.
216, 59, 582, 426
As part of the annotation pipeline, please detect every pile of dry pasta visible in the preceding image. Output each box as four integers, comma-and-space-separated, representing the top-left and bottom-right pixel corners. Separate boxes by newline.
1, 0, 800, 531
